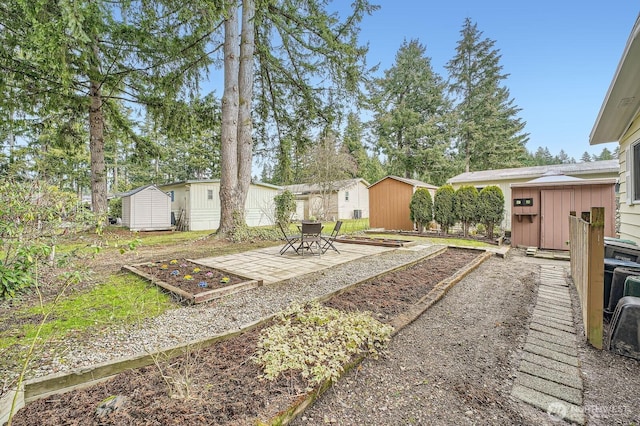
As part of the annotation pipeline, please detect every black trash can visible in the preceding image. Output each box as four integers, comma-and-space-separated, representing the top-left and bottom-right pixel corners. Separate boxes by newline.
606, 266, 640, 317
604, 259, 640, 311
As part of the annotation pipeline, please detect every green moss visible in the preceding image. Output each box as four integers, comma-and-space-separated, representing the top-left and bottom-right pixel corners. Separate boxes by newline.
0, 274, 173, 353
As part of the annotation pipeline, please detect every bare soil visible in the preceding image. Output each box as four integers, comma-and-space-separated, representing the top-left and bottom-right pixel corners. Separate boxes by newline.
8, 249, 482, 426
133, 259, 247, 297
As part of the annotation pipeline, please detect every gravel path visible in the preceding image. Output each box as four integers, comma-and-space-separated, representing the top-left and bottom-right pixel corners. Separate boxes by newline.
292, 251, 591, 425
5, 245, 640, 425
16, 245, 446, 381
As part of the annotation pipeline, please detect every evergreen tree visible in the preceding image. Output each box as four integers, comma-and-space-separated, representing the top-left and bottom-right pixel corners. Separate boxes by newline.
343, 113, 369, 177
409, 188, 433, 233
218, 0, 376, 235
531, 146, 555, 165
434, 184, 457, 235
596, 147, 614, 161
580, 151, 592, 162
477, 185, 504, 240
0, 1, 220, 217
446, 18, 529, 173
455, 185, 479, 238
368, 39, 451, 181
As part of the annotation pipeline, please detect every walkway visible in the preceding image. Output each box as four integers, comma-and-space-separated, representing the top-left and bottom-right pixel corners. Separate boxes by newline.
511, 264, 586, 424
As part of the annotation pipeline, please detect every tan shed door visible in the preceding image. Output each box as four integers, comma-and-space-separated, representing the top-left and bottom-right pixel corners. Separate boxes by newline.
540, 189, 574, 250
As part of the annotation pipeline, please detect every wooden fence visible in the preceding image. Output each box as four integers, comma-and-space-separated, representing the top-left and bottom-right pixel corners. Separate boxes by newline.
568, 207, 604, 349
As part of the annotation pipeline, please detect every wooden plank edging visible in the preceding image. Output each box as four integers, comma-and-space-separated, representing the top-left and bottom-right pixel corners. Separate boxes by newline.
4, 245, 494, 423
270, 248, 494, 425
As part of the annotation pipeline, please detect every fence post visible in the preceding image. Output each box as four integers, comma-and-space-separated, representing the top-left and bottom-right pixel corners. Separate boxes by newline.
587, 207, 604, 349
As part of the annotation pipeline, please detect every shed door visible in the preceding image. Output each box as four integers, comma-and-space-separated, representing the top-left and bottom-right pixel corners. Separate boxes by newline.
540, 189, 574, 250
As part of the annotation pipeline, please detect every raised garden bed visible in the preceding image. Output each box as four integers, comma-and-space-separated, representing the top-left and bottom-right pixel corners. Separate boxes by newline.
7, 248, 490, 426
334, 235, 415, 247
123, 259, 262, 304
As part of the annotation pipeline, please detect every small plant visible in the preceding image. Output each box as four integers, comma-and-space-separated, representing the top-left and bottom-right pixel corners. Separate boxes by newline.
252, 301, 393, 391
184, 275, 193, 281
274, 190, 297, 227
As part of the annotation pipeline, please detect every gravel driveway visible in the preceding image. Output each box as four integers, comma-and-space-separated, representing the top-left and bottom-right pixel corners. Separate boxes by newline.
293, 250, 640, 426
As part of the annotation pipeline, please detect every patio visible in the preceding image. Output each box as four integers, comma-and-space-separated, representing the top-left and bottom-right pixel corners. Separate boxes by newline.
194, 241, 431, 285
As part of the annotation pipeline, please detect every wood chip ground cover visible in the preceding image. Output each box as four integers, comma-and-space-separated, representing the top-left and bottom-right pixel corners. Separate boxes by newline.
8, 248, 482, 426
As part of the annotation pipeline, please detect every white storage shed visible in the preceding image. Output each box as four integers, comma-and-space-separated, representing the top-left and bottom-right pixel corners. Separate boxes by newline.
120, 185, 172, 231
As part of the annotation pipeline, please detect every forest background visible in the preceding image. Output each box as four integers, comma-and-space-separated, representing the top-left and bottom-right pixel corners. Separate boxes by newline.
0, 1, 618, 231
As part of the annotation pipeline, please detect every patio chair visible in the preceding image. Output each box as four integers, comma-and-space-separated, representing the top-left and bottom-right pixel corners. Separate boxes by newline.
299, 221, 323, 256
321, 220, 342, 254
278, 222, 300, 255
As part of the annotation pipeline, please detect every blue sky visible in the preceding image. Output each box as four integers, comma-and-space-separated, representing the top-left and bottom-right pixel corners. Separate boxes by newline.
345, 1, 637, 160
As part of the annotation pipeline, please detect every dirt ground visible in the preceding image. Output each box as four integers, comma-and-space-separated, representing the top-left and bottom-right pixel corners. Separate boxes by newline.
6, 244, 640, 425
8, 249, 482, 426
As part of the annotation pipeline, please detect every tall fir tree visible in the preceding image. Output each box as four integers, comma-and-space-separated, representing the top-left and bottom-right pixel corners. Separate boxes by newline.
446, 18, 529, 173
368, 39, 451, 183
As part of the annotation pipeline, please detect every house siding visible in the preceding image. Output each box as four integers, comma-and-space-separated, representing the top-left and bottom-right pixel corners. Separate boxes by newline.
337, 181, 369, 219
619, 117, 640, 242
161, 181, 277, 231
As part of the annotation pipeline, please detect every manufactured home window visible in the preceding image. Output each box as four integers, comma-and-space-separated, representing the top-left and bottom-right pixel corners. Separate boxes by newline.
207, 189, 214, 200
345, 191, 349, 201
633, 141, 640, 203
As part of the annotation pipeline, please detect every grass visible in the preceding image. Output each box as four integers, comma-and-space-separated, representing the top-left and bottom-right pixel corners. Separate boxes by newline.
1, 219, 492, 368
0, 274, 173, 353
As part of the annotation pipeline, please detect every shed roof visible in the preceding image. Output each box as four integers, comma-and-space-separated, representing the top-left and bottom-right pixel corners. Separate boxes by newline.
511, 176, 617, 188
368, 175, 438, 189
447, 160, 619, 184
284, 178, 369, 194
118, 184, 167, 198
591, 14, 640, 145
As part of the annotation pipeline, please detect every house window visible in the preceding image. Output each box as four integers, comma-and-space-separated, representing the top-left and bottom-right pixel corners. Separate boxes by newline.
167, 191, 174, 202
207, 189, 214, 200
345, 191, 349, 201
633, 140, 640, 203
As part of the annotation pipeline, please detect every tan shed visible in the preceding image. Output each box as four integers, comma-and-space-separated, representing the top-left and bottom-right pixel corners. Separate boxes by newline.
510, 175, 617, 250
368, 176, 438, 231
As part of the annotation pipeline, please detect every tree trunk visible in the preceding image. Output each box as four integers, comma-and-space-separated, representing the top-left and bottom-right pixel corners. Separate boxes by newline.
89, 79, 108, 217
218, 5, 240, 235
236, 0, 255, 221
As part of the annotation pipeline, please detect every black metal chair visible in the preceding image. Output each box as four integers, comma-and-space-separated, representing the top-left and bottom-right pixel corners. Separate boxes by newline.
321, 220, 342, 254
278, 222, 300, 255
299, 221, 323, 256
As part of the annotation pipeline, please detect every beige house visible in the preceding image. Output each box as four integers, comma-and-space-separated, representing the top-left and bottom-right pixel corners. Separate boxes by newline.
447, 161, 619, 232
284, 178, 370, 221
160, 180, 281, 231
591, 14, 640, 244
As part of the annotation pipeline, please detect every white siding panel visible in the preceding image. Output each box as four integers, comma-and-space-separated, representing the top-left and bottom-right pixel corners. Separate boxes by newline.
189, 183, 220, 231
245, 186, 277, 226
337, 181, 370, 219
619, 120, 640, 243
122, 197, 132, 227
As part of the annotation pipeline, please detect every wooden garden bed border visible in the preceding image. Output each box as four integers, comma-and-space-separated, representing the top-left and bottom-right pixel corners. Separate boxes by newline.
1, 246, 492, 425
